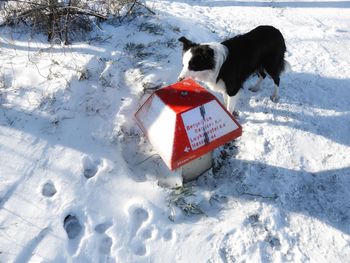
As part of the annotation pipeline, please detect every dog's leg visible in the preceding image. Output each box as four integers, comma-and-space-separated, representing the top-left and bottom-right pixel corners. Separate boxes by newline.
267, 68, 281, 102
271, 84, 279, 102
223, 92, 228, 106
249, 69, 266, 92
227, 90, 240, 114
270, 76, 280, 102
249, 75, 264, 92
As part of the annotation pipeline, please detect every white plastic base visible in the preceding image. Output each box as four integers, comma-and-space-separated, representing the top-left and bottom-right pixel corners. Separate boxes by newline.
178, 152, 213, 182
158, 152, 213, 187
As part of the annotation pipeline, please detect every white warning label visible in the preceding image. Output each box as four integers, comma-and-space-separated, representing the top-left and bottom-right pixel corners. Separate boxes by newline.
181, 100, 239, 150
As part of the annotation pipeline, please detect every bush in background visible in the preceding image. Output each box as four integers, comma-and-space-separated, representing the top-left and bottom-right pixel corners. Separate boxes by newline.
1, 0, 154, 44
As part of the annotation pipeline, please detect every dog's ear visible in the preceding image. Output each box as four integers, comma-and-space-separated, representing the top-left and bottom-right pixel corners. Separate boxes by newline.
178, 36, 198, 51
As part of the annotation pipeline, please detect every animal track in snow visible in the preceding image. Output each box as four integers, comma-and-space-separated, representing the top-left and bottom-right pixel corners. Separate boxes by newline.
41, 181, 57, 197
162, 228, 175, 242
93, 221, 115, 261
82, 156, 100, 179
63, 214, 82, 239
127, 204, 153, 256
63, 213, 86, 256
129, 207, 149, 237
99, 235, 113, 255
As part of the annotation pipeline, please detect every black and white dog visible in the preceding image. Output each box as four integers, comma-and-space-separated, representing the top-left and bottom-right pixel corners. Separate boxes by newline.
178, 25, 288, 113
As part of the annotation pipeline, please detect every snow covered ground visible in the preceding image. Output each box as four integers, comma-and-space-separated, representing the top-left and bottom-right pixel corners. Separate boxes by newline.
1, 0, 350, 262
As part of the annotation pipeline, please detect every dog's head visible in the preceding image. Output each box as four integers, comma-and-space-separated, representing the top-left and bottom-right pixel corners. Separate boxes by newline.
178, 36, 216, 82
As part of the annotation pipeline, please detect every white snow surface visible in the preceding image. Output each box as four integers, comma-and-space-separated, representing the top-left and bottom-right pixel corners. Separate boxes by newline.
1, 0, 350, 262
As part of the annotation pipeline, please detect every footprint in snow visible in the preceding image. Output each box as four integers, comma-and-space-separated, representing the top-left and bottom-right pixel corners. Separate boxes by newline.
162, 228, 175, 243
82, 156, 100, 179
130, 207, 149, 237
63, 214, 82, 239
63, 214, 85, 255
99, 235, 113, 255
41, 180, 57, 197
127, 204, 156, 256
94, 221, 113, 261
94, 221, 114, 257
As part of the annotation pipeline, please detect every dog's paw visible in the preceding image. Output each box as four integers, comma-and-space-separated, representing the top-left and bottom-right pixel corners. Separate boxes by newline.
270, 95, 279, 103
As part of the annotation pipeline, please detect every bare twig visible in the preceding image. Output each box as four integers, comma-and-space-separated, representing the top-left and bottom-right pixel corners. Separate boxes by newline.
135, 0, 155, 15
136, 153, 161, 165
57, 6, 107, 20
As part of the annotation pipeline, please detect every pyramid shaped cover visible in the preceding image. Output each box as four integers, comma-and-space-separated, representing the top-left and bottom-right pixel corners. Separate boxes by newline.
135, 79, 242, 170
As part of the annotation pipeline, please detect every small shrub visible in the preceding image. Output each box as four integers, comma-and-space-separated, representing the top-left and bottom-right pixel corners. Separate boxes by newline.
1, 0, 154, 44
138, 22, 164, 35
124, 42, 153, 59
167, 186, 205, 220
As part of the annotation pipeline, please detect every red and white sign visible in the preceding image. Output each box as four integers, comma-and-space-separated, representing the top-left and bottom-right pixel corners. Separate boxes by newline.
135, 78, 242, 170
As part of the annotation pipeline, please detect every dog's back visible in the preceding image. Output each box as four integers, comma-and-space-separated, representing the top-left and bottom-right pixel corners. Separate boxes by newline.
219, 25, 286, 96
